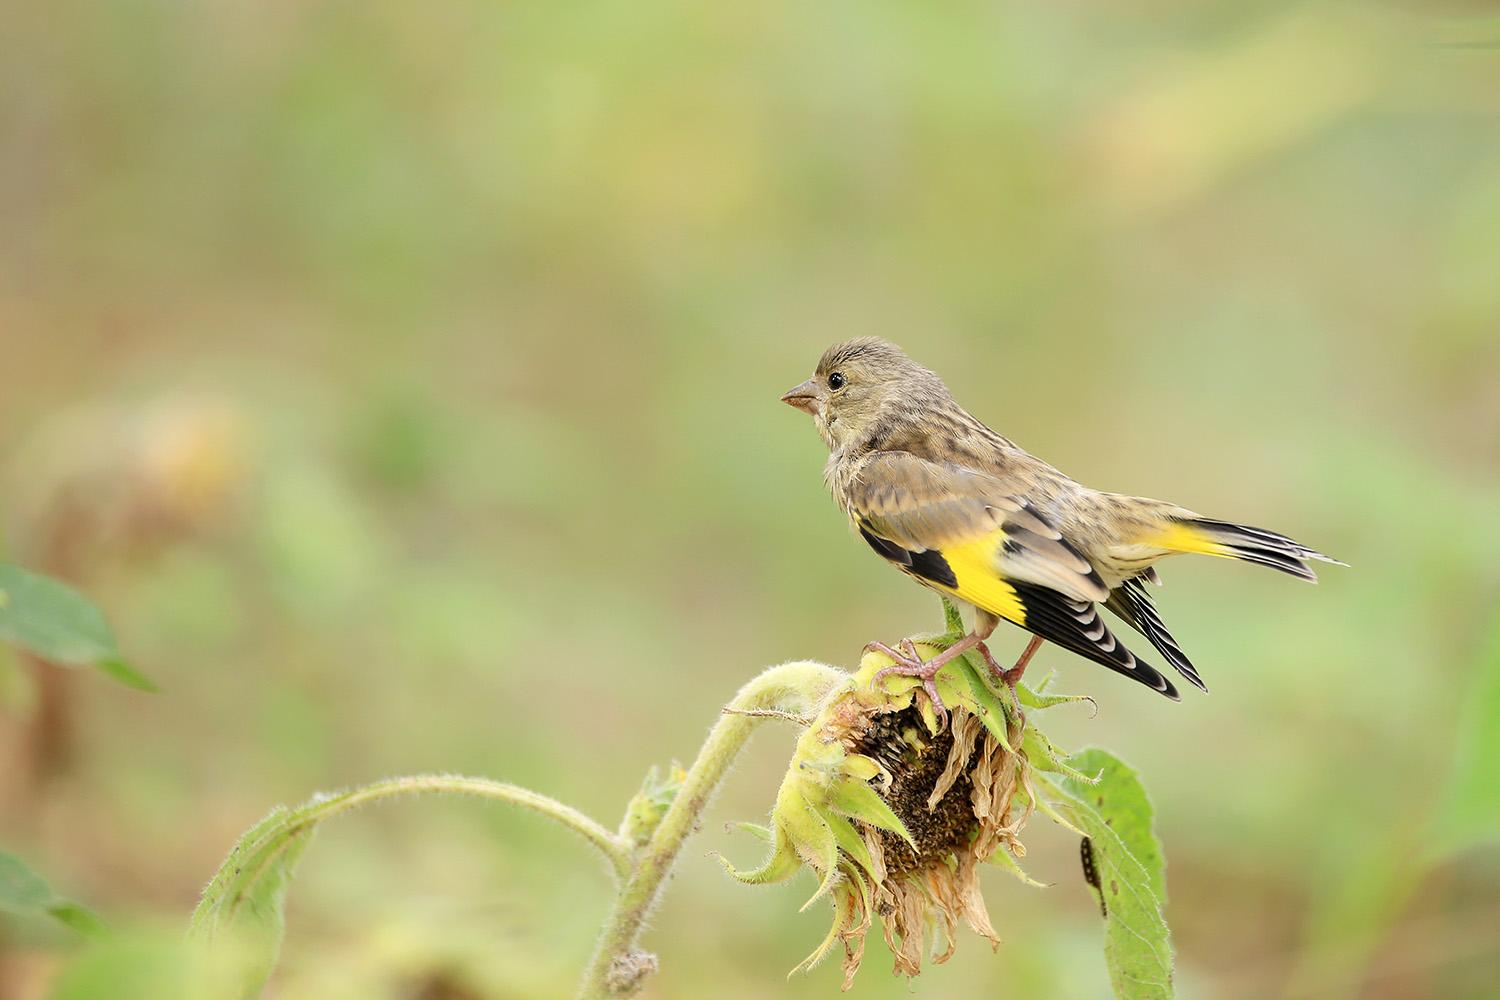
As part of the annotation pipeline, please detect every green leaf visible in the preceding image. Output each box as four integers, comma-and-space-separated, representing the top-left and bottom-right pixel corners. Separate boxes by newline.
987, 844, 1045, 888
730, 821, 771, 842
1064, 748, 1167, 905
48, 900, 109, 938
189, 806, 316, 999
1437, 620, 1500, 855
96, 657, 159, 693
719, 824, 806, 885
825, 813, 875, 878
0, 848, 106, 937
939, 595, 965, 636
1017, 677, 1098, 714
827, 776, 916, 850
620, 763, 686, 847
0, 563, 152, 691
953, 655, 1017, 752
1040, 768, 1174, 1000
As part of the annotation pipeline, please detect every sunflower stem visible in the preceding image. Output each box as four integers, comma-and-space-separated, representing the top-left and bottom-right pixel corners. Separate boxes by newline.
576, 660, 846, 999
289, 775, 634, 879
940, 595, 965, 636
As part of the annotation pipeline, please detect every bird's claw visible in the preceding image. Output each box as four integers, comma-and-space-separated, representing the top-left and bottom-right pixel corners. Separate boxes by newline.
866, 638, 951, 726
974, 640, 1029, 728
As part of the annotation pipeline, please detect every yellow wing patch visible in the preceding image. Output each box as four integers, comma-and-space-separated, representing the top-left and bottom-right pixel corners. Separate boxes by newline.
934, 530, 1027, 626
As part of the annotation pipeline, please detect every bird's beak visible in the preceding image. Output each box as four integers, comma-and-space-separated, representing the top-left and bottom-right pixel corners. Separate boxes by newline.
780, 379, 820, 415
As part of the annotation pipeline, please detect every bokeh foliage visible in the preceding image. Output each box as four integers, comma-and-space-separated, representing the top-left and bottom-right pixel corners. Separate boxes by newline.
3, 0, 1498, 996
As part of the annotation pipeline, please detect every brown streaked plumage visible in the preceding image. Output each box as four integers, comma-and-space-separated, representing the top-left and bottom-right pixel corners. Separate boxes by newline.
780, 337, 1343, 708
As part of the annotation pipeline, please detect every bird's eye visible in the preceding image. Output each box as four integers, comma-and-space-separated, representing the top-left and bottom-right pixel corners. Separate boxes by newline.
827, 371, 846, 390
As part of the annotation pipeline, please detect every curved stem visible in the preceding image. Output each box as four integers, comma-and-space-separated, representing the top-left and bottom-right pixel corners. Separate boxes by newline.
295, 775, 633, 880
576, 660, 846, 999
190, 772, 635, 1000
195, 775, 631, 929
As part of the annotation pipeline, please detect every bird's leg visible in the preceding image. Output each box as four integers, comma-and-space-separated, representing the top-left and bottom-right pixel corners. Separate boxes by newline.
1000, 635, 1044, 690
969, 615, 1041, 729
973, 641, 1010, 683
867, 633, 982, 725
959, 610, 1021, 689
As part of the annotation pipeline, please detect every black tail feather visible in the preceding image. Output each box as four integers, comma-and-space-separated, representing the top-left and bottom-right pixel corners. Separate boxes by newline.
1105, 578, 1207, 692
1174, 517, 1345, 582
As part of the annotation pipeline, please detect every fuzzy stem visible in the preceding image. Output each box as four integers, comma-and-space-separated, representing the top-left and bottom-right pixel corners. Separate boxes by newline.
940, 595, 965, 636
576, 661, 846, 999
295, 775, 631, 880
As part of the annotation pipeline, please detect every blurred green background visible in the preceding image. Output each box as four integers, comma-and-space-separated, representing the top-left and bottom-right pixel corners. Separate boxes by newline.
3, 0, 1499, 997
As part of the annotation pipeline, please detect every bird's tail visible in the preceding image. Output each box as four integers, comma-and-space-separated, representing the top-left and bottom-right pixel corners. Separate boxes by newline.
1151, 516, 1345, 582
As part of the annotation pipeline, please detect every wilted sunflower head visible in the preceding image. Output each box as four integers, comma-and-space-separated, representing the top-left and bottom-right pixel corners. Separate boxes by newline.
723, 640, 1064, 988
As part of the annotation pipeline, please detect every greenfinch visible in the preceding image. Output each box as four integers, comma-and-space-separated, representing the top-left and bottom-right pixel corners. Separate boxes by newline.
781, 337, 1342, 708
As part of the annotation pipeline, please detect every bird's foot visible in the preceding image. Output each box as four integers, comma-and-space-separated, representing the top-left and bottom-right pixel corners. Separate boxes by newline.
977, 635, 1043, 692
974, 636, 1041, 730
1002, 638, 1050, 692
866, 634, 980, 726
974, 641, 1010, 685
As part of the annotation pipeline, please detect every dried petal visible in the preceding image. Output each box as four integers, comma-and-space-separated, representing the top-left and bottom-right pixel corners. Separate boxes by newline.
725, 639, 1087, 988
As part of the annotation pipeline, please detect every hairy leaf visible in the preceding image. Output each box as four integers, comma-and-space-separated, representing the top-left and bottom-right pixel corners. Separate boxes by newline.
190, 806, 316, 999
1041, 763, 1173, 1000
1065, 747, 1167, 905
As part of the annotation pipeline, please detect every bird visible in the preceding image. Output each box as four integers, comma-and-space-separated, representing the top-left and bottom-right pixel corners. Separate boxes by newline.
780, 337, 1343, 710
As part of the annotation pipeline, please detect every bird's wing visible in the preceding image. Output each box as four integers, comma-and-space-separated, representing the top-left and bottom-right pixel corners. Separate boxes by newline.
850, 451, 1108, 604
848, 451, 1179, 699
1104, 577, 1206, 692
1006, 582, 1179, 699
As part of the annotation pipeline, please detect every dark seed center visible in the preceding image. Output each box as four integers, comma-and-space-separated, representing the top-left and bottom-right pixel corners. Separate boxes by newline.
851, 704, 974, 875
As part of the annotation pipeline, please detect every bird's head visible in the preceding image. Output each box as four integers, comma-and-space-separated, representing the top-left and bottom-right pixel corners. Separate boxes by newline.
781, 338, 944, 449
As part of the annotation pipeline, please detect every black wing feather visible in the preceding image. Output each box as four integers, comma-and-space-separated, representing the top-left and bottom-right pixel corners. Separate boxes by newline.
858, 524, 958, 588
1008, 582, 1179, 700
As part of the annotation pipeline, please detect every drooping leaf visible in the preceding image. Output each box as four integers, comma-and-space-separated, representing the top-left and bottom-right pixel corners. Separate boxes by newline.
0, 563, 154, 691
1064, 748, 1167, 905
719, 824, 806, 885
1040, 771, 1174, 1000
0, 848, 105, 937
189, 806, 316, 998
